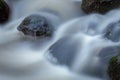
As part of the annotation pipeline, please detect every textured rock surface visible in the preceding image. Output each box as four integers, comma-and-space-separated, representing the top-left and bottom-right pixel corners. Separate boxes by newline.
81, 0, 120, 14
17, 15, 53, 37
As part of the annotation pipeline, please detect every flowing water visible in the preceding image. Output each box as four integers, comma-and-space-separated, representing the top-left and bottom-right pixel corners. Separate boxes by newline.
0, 0, 120, 80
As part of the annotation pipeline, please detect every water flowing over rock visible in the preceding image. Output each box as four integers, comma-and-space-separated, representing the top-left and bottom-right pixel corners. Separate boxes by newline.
17, 14, 53, 37
48, 36, 79, 66
104, 20, 120, 42
81, 0, 120, 14
99, 46, 120, 64
0, 0, 10, 24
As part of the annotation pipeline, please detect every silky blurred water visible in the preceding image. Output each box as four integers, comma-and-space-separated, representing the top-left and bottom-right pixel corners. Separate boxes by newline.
0, 0, 120, 80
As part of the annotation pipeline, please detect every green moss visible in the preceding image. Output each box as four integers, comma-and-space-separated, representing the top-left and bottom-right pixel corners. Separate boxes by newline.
110, 56, 118, 64
108, 56, 120, 80
0, 0, 4, 5
0, 2, 2, 9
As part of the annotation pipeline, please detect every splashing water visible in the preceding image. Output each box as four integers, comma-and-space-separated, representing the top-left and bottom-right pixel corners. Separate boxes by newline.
1, 0, 120, 80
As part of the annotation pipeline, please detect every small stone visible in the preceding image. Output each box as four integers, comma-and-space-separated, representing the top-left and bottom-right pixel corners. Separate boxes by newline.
17, 15, 53, 37
0, 0, 10, 23
81, 0, 120, 14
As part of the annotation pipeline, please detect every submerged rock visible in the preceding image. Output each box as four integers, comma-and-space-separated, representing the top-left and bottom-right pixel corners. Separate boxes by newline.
48, 37, 79, 66
107, 56, 120, 80
0, 0, 10, 23
99, 46, 120, 79
104, 20, 120, 42
99, 46, 120, 64
81, 0, 120, 14
17, 15, 53, 37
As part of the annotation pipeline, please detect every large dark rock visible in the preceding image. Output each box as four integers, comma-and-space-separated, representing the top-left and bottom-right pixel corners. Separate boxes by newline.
17, 15, 53, 37
0, 0, 10, 23
81, 0, 120, 14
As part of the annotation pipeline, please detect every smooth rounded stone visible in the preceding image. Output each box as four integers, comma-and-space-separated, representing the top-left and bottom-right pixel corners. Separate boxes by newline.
48, 37, 79, 66
17, 14, 53, 37
103, 20, 120, 42
81, 0, 120, 14
0, 0, 10, 24
98, 46, 120, 64
107, 56, 120, 80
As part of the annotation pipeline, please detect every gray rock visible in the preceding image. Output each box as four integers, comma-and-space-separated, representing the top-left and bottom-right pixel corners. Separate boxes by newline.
17, 14, 53, 37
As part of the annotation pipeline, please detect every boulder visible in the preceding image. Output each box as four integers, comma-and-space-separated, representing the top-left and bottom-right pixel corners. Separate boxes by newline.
81, 0, 120, 14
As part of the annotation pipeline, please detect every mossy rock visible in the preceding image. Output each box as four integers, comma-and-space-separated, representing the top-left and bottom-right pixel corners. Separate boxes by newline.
108, 56, 120, 80
81, 0, 120, 14
0, 0, 10, 23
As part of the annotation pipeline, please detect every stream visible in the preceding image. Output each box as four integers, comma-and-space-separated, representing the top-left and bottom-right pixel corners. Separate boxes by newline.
0, 0, 120, 80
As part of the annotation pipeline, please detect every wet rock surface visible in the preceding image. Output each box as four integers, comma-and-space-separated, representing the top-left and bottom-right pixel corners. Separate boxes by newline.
104, 20, 120, 42
17, 15, 53, 37
81, 0, 120, 14
0, 0, 10, 24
